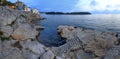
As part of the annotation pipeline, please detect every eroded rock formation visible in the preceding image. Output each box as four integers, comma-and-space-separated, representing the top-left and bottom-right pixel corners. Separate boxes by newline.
52, 26, 120, 59
0, 6, 55, 59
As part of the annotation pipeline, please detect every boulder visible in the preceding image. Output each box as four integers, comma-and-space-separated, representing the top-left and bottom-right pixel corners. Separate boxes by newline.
20, 40, 45, 55
11, 25, 38, 40
0, 40, 26, 59
0, 6, 20, 26
56, 56, 65, 59
57, 26, 76, 39
22, 49, 40, 59
0, 26, 13, 37
0, 38, 55, 59
40, 50, 55, 59
10, 14, 39, 40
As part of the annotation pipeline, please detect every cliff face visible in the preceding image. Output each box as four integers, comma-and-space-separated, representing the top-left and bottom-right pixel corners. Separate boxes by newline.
52, 26, 120, 59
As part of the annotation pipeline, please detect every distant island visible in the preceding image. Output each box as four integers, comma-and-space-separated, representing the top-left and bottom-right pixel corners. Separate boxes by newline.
45, 12, 91, 15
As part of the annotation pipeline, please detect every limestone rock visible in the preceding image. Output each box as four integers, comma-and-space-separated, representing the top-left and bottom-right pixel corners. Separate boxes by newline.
0, 40, 26, 59
12, 23, 38, 40
0, 39, 54, 59
40, 50, 55, 59
57, 26, 76, 39
56, 56, 65, 59
11, 25, 38, 40
20, 40, 45, 55
0, 26, 13, 37
0, 6, 47, 59
54, 25, 118, 59
22, 49, 39, 59
0, 6, 20, 26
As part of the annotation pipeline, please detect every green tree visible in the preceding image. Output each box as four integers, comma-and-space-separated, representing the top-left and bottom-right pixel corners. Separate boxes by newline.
0, 0, 7, 2
0, 0, 14, 6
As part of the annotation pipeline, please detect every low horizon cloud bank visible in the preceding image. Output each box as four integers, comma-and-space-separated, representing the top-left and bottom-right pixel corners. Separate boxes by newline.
72, 0, 120, 13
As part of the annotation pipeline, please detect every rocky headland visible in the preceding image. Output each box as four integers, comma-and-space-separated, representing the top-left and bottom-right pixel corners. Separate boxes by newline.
0, 6, 54, 59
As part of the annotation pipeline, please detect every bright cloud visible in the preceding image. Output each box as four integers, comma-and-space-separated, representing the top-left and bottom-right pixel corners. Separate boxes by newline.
72, 0, 120, 12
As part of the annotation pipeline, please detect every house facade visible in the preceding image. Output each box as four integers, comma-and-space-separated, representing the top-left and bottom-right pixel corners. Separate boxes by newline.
15, 0, 25, 10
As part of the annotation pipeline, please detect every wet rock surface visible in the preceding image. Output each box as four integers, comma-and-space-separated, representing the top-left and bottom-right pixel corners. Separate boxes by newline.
52, 25, 120, 59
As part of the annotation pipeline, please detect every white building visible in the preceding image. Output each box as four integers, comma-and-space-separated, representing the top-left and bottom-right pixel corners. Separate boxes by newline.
24, 7, 31, 12
31, 9, 40, 15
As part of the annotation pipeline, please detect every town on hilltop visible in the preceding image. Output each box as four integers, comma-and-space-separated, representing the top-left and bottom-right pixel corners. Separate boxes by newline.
0, 0, 40, 15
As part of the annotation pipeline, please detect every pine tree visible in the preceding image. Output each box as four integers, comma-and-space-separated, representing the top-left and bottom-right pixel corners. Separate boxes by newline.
0, 0, 13, 6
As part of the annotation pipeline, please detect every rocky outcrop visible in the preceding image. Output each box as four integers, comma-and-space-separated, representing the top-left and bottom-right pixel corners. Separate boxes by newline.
11, 18, 39, 40
52, 26, 120, 59
0, 39, 57, 59
0, 6, 58, 59
0, 26, 13, 37
0, 6, 40, 40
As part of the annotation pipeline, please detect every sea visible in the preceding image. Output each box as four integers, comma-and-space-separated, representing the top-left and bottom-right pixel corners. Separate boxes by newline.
39, 14, 120, 47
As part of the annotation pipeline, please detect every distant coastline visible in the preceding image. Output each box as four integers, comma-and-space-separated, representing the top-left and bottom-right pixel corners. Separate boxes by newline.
45, 12, 91, 15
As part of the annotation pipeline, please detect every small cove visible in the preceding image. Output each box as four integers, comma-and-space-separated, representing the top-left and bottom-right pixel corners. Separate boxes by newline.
39, 14, 120, 47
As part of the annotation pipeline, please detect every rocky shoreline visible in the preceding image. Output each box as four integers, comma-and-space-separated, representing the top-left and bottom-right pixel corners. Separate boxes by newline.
1, 6, 120, 59
52, 25, 120, 59
0, 6, 55, 59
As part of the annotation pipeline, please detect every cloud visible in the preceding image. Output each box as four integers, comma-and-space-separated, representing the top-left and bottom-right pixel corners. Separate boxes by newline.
72, 0, 120, 12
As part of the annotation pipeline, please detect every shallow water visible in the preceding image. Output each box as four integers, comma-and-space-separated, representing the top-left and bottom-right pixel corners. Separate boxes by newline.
39, 14, 120, 47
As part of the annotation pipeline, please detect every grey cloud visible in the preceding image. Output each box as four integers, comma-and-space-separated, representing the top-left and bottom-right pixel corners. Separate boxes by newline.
90, 0, 98, 6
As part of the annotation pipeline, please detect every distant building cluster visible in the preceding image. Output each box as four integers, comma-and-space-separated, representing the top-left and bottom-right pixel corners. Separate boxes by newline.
15, 0, 39, 14
0, 0, 39, 15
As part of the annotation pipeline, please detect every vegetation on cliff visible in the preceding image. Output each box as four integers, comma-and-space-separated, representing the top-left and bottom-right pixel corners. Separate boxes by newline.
0, 0, 14, 6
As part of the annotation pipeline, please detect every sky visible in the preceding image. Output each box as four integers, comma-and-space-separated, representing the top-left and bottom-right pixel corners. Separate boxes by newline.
9, 0, 120, 14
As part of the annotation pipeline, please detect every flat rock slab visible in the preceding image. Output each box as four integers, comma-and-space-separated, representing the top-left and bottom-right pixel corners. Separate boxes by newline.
52, 25, 119, 59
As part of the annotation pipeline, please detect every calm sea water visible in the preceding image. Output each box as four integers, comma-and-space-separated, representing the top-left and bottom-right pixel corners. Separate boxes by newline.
39, 14, 120, 47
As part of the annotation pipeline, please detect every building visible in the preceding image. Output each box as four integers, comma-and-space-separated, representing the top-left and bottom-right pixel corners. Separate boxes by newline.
15, 0, 25, 10
9, 4, 16, 9
24, 6, 31, 12
31, 9, 40, 15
